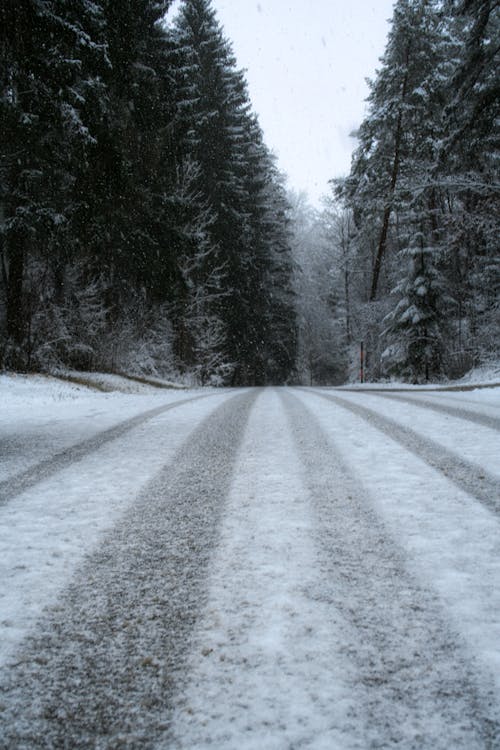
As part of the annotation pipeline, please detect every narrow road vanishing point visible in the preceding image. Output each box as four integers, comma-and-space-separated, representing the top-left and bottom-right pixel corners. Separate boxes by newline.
0, 386, 499, 749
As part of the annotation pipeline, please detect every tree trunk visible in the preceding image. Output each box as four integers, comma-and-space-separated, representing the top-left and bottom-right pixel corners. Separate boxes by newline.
6, 228, 26, 345
369, 61, 410, 302
344, 265, 351, 343
369, 110, 404, 301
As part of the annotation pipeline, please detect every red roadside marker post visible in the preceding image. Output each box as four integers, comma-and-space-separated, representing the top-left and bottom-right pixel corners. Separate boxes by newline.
360, 341, 364, 384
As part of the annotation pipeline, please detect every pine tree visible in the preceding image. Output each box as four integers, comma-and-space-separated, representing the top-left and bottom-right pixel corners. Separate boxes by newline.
173, 0, 250, 380
0, 0, 106, 368
80, 1, 177, 299
1, 0, 297, 380
174, 0, 297, 384
437, 0, 500, 364
347, 3, 446, 288
336, 0, 477, 380
256, 163, 297, 384
382, 230, 451, 381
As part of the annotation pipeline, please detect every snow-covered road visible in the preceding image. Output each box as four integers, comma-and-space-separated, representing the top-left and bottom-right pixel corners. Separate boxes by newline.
0, 377, 499, 748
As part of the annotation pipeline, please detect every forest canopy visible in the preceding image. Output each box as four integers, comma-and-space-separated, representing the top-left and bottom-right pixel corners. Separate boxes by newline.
327, 0, 499, 383
1, 0, 498, 385
0, 0, 297, 385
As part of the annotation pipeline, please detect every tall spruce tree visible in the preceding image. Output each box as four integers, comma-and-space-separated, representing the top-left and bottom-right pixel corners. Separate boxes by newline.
82, 1, 177, 300
174, 0, 251, 382
437, 0, 500, 364
342, 0, 448, 302
333, 0, 499, 381
174, 0, 297, 384
335, 0, 495, 381
0, 0, 105, 368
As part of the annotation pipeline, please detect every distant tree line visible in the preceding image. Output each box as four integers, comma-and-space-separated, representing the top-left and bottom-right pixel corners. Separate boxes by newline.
0, 0, 297, 385
326, 0, 499, 382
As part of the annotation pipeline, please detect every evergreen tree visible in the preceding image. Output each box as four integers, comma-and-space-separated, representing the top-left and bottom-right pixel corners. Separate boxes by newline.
333, 0, 499, 380
257, 165, 298, 384
174, 0, 297, 384
0, 0, 297, 381
437, 0, 500, 364
174, 0, 251, 381
342, 0, 447, 303
0, 0, 106, 367
382, 232, 450, 381
80, 0, 178, 301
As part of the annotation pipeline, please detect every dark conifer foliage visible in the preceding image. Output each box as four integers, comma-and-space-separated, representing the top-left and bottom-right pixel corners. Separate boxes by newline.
173, 0, 297, 384
0, 0, 297, 383
333, 0, 499, 382
1, 0, 106, 367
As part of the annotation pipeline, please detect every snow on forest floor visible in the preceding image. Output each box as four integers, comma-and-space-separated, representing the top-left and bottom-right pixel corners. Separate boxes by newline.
340, 362, 500, 391
0, 371, 499, 748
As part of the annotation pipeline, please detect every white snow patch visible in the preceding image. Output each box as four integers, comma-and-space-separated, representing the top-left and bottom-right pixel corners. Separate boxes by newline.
294, 389, 500, 694
56, 370, 188, 393
378, 387, 500, 421
170, 388, 356, 749
0, 373, 201, 483
0, 387, 229, 666
332, 390, 500, 478
342, 361, 500, 389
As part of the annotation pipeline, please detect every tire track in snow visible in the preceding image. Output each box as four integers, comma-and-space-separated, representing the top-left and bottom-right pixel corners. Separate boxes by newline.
282, 389, 499, 750
305, 389, 500, 517
370, 392, 500, 431
169, 388, 366, 749
0, 389, 258, 750
0, 392, 216, 506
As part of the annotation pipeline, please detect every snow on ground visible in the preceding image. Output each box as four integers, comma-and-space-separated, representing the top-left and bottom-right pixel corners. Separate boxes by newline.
0, 390, 258, 750
293, 388, 500, 692
325, 389, 500, 478
170, 388, 356, 749
338, 382, 500, 415
341, 362, 500, 391
377, 388, 500, 422
1, 374, 499, 747
0, 375, 231, 666
0, 373, 201, 483
170, 385, 500, 748
455, 362, 500, 387
55, 370, 188, 393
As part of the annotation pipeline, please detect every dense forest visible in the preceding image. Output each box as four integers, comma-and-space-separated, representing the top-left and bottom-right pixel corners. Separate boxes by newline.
302, 0, 499, 384
0, 0, 297, 385
1, 0, 498, 385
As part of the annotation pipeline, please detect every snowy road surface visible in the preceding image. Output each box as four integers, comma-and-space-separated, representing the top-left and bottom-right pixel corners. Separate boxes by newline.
0, 378, 499, 748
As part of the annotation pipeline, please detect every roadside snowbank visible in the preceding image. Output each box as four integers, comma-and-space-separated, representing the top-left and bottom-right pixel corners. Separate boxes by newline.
340, 361, 500, 391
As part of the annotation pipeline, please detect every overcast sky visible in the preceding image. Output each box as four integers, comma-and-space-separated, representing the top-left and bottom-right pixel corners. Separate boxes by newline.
171, 1, 396, 206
